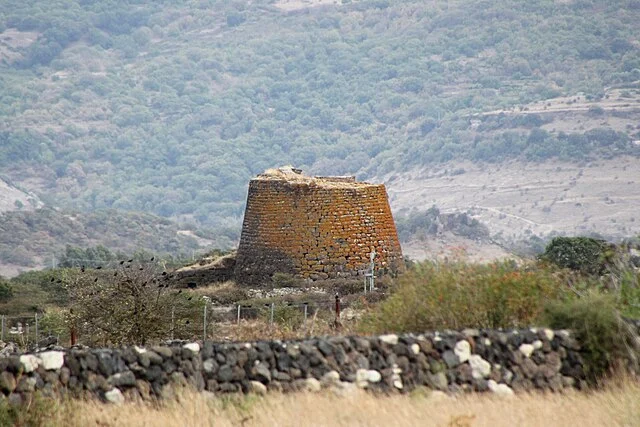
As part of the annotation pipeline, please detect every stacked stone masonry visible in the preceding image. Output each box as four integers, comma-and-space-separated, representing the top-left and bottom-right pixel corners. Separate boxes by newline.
235, 169, 404, 286
1, 326, 626, 405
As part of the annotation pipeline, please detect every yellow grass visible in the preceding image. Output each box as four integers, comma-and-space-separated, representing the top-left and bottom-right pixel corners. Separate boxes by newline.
45, 380, 640, 427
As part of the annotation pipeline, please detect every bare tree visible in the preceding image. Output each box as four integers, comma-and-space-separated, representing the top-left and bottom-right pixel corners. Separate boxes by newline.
63, 261, 202, 346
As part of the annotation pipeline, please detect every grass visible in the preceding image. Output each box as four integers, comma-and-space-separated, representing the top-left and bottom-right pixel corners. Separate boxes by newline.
15, 378, 640, 427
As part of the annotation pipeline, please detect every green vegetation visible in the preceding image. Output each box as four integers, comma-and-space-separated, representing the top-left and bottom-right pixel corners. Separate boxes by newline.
0, 0, 638, 244
543, 293, 640, 382
0, 208, 227, 271
395, 205, 490, 242
540, 236, 614, 275
360, 261, 566, 332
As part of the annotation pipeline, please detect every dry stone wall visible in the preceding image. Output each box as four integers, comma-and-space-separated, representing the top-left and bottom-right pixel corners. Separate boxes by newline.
235, 170, 404, 286
0, 327, 618, 405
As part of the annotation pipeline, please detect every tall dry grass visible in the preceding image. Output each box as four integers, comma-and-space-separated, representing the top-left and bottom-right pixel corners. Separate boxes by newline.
38, 379, 640, 427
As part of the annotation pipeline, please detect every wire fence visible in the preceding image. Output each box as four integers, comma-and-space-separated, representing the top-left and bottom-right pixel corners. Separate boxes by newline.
0, 295, 354, 348
0, 313, 48, 348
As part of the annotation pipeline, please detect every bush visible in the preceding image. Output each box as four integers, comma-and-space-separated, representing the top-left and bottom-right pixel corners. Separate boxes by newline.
542, 293, 640, 383
360, 261, 567, 333
540, 236, 613, 275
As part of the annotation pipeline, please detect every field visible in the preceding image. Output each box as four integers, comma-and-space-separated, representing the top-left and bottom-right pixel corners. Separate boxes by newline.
25, 380, 640, 427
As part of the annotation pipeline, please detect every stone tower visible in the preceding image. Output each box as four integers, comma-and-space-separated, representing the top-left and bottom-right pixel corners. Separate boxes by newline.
234, 167, 404, 286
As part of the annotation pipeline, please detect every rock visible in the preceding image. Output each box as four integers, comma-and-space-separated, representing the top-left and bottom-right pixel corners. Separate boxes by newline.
429, 372, 448, 390
379, 334, 399, 345
469, 355, 491, 379
303, 378, 321, 392
487, 380, 514, 396
218, 365, 233, 383
454, 341, 471, 363
183, 343, 200, 353
39, 351, 65, 370
462, 329, 480, 337
519, 344, 535, 358
105, 388, 125, 405
410, 344, 420, 355
355, 369, 368, 388
251, 362, 271, 383
7, 393, 22, 406
108, 371, 136, 388
442, 351, 460, 368
202, 358, 218, 374
532, 340, 543, 350
366, 370, 382, 383
543, 329, 554, 341
152, 347, 174, 358
16, 377, 36, 393
321, 370, 341, 386
0, 372, 16, 394
145, 351, 163, 366
250, 381, 267, 395
20, 355, 40, 373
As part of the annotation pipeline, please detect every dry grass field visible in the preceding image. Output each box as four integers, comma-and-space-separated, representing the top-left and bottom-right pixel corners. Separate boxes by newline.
33, 379, 640, 427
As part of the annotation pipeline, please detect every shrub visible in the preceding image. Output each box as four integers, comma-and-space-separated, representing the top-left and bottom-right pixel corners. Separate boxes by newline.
360, 261, 567, 333
540, 236, 613, 275
542, 293, 640, 383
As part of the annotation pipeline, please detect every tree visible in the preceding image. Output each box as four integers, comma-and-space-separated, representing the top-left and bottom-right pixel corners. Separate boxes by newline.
63, 262, 202, 346
540, 236, 613, 275
0, 281, 14, 303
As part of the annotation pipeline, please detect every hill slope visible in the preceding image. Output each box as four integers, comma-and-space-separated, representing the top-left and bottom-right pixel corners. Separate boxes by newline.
0, 0, 638, 261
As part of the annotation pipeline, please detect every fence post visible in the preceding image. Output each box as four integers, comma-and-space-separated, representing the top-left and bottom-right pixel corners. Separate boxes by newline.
35, 313, 39, 346
237, 305, 241, 324
334, 294, 342, 330
270, 303, 275, 326
303, 303, 308, 330
203, 303, 207, 342
171, 306, 175, 341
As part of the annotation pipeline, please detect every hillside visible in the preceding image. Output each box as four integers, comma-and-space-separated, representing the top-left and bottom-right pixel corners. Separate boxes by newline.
0, 208, 220, 277
0, 0, 639, 263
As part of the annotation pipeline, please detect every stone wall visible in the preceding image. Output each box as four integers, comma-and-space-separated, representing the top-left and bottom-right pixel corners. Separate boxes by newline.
235, 169, 404, 286
0, 327, 606, 404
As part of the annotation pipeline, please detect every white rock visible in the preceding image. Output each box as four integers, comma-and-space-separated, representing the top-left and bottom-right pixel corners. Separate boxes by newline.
558, 330, 571, 338
543, 329, 555, 341
355, 369, 369, 388
519, 343, 534, 358
434, 336, 442, 342
454, 340, 471, 363
304, 378, 321, 392
20, 355, 40, 373
393, 379, 403, 390
39, 351, 64, 370
366, 370, 382, 383
134, 346, 147, 354
249, 381, 267, 395
321, 370, 341, 385
183, 342, 200, 353
410, 344, 420, 355
530, 327, 538, 333
484, 338, 492, 346
469, 355, 491, 379
532, 340, 543, 350
488, 380, 514, 397
105, 388, 125, 405
379, 334, 398, 345
504, 370, 513, 383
